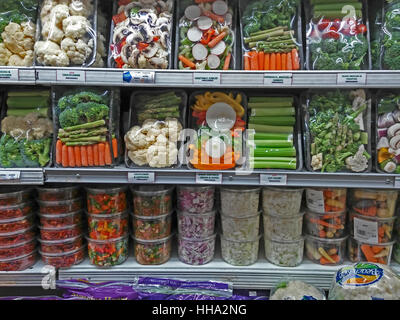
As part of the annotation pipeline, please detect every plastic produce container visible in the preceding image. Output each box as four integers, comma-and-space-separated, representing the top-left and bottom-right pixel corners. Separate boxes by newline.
304, 210, 347, 239
221, 234, 261, 266
37, 198, 83, 215
0, 239, 36, 260
39, 211, 83, 228
177, 210, 216, 239
87, 211, 129, 240
36, 185, 80, 201
87, 235, 129, 268
0, 202, 34, 221
0, 187, 32, 206
38, 235, 84, 255
220, 212, 260, 241
350, 189, 398, 218
131, 212, 173, 241
39, 224, 83, 241
220, 186, 260, 216
349, 211, 396, 244
348, 237, 394, 265
0, 214, 34, 234
178, 234, 216, 265
132, 185, 174, 217
262, 187, 303, 216
133, 235, 173, 265
177, 185, 215, 214
305, 188, 347, 213
86, 186, 128, 215
393, 239, 400, 264
40, 246, 85, 269
0, 251, 37, 271
263, 212, 304, 241
264, 236, 304, 267
0, 226, 36, 247
305, 235, 347, 266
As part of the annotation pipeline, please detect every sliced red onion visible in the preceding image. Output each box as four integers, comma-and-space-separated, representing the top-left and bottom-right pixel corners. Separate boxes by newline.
378, 112, 395, 128
378, 128, 388, 138
177, 211, 215, 238
177, 186, 215, 213
178, 235, 216, 265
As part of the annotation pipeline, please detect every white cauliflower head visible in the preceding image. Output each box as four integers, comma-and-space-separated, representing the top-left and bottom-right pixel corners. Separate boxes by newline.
62, 15, 91, 39
8, 51, 34, 67
60, 37, 92, 65
2, 22, 28, 54
311, 153, 323, 171
50, 4, 70, 25
34, 40, 70, 66
42, 20, 65, 44
69, 0, 91, 17
128, 149, 148, 166
0, 43, 12, 65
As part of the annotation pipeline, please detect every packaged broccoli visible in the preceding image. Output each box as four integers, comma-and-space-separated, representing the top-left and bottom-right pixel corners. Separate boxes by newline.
305, 0, 371, 70
381, 0, 400, 70
239, 0, 302, 71
302, 89, 372, 173
109, 0, 173, 69
52, 87, 121, 168
176, 0, 236, 70
0, 88, 53, 168
34, 0, 98, 67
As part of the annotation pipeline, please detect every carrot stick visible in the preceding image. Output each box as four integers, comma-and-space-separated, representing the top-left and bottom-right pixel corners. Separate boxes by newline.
361, 245, 378, 262
292, 48, 300, 70
276, 53, 282, 70
264, 53, 270, 70
287, 52, 293, 70
105, 143, 112, 165
112, 138, 118, 159
244, 53, 251, 70
81, 146, 88, 167
223, 53, 231, 70
87, 146, 94, 166
56, 140, 63, 165
270, 53, 276, 70
281, 53, 286, 70
249, 51, 258, 70
98, 143, 106, 166
68, 146, 75, 167
62, 144, 68, 168
93, 144, 100, 166
371, 246, 384, 254
208, 31, 227, 48
309, 218, 342, 230
202, 9, 225, 24
258, 51, 264, 70
74, 146, 81, 167
179, 55, 196, 69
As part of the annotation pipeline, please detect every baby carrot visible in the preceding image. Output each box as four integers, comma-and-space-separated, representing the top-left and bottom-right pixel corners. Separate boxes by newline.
87, 146, 94, 166
270, 53, 276, 70
112, 138, 118, 159
292, 48, 300, 70
93, 144, 100, 166
61, 144, 68, 168
81, 146, 88, 167
276, 53, 282, 70
223, 53, 231, 70
105, 142, 113, 165
56, 140, 62, 164
287, 52, 293, 70
98, 143, 106, 166
68, 146, 75, 167
264, 53, 270, 70
179, 55, 196, 69
74, 146, 81, 167
249, 51, 258, 70
244, 53, 251, 70
281, 53, 286, 70
208, 31, 227, 48
258, 51, 264, 70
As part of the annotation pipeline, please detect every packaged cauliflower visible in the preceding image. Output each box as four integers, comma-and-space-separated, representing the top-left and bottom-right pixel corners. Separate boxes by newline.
269, 279, 326, 300
329, 262, 400, 300
34, 0, 97, 67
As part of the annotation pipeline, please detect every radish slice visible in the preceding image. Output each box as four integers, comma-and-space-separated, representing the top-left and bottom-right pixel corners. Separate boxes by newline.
185, 5, 201, 21
197, 16, 213, 30
212, 0, 228, 16
187, 27, 203, 42
210, 40, 226, 55
225, 13, 232, 26
192, 43, 208, 61
207, 54, 220, 69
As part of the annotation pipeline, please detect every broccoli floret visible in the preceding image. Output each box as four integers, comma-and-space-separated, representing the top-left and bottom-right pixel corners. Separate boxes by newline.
383, 40, 400, 70
70, 91, 105, 106
20, 138, 51, 167
75, 102, 110, 123
57, 95, 74, 113
320, 39, 337, 54
59, 108, 80, 129
0, 134, 23, 167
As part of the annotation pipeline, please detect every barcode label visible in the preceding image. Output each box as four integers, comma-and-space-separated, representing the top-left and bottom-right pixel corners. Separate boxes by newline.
306, 189, 325, 213
354, 217, 378, 243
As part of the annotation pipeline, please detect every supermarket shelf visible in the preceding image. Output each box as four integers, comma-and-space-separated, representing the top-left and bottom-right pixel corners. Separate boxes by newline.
0, 168, 44, 185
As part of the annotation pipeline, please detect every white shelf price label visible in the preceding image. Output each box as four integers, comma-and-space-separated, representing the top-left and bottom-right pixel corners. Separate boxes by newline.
56, 69, 86, 82
123, 71, 155, 84
337, 73, 366, 85
128, 172, 155, 183
196, 173, 222, 184
395, 177, 400, 188
193, 72, 221, 85
260, 174, 287, 185
264, 73, 292, 86
0, 171, 20, 182
354, 217, 378, 243
0, 69, 18, 81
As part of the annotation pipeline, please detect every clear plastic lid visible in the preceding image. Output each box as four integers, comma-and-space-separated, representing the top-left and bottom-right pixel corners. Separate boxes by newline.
0, 187, 33, 199
0, 201, 35, 211
0, 237, 36, 249
305, 209, 346, 216
37, 235, 83, 245
36, 185, 80, 193
220, 186, 261, 193
263, 187, 304, 192
39, 245, 85, 258
0, 213, 34, 224
220, 211, 261, 219
86, 210, 129, 219
85, 185, 128, 194
349, 237, 395, 247
86, 234, 129, 244
0, 225, 36, 237
264, 235, 304, 244
305, 234, 348, 244
349, 211, 397, 222
264, 211, 306, 219
177, 185, 215, 191
0, 249, 36, 262
132, 233, 174, 244
37, 198, 82, 206
38, 223, 82, 231
38, 210, 83, 219
131, 185, 174, 196
131, 211, 173, 220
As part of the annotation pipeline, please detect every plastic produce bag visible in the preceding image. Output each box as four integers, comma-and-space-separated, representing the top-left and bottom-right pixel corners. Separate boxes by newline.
269, 279, 326, 300
381, 0, 400, 70
0, 88, 53, 168
108, 0, 173, 69
240, 0, 302, 71
305, 0, 370, 70
177, 0, 236, 70
368, 0, 383, 69
34, 0, 97, 67
303, 89, 371, 173
52, 87, 121, 168
91, 0, 112, 68
329, 262, 400, 300
0, 0, 39, 67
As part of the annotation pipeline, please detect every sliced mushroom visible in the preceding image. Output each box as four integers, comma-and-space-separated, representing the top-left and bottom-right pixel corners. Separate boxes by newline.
126, 29, 145, 44
160, 32, 170, 49
149, 56, 168, 69
387, 123, 400, 138
143, 42, 158, 58
390, 135, 400, 149
113, 20, 131, 43
393, 109, 400, 122
138, 24, 155, 43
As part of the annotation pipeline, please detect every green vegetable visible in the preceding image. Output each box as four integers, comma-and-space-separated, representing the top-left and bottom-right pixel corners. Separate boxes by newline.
20, 137, 51, 167
251, 107, 295, 117
244, 27, 287, 44
250, 132, 293, 141
0, 134, 24, 167
7, 108, 48, 117
249, 139, 293, 148
313, 2, 362, 11
60, 136, 107, 143
250, 147, 296, 157
63, 120, 106, 132
249, 157, 296, 162
7, 96, 49, 109
248, 123, 293, 133
249, 116, 295, 126
58, 127, 108, 139
249, 161, 297, 169
248, 101, 293, 108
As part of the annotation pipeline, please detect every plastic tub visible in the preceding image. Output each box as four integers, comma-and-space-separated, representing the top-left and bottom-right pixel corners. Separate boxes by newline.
87, 235, 129, 268
0, 214, 34, 234
37, 198, 83, 215
304, 210, 347, 239
38, 235, 84, 255
0, 238, 36, 260
348, 237, 394, 265
133, 234, 173, 265
221, 234, 261, 266
177, 185, 215, 214
262, 187, 304, 216
305, 235, 347, 266
393, 239, 400, 264
0, 251, 37, 271
132, 185, 174, 217
178, 234, 216, 265
263, 212, 304, 241
305, 188, 347, 213
0, 202, 34, 220
36, 185, 80, 201
132, 212, 172, 241
39, 211, 83, 228
264, 236, 304, 267
0, 226, 36, 247
87, 211, 129, 240
39, 224, 83, 241
86, 186, 128, 215
177, 210, 216, 239
220, 212, 260, 241
0, 187, 32, 206
349, 211, 396, 244
220, 186, 260, 217
350, 189, 398, 218
40, 246, 85, 269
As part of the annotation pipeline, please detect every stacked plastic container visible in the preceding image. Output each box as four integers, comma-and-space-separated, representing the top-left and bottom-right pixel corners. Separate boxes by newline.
177, 185, 216, 265
36, 185, 84, 268
0, 188, 37, 271
85, 186, 129, 268
303, 188, 348, 266
262, 187, 304, 267
219, 186, 261, 266
131, 186, 174, 265
347, 189, 397, 265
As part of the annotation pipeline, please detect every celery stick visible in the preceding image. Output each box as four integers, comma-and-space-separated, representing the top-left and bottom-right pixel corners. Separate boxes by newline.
249, 132, 293, 141
7, 96, 49, 109
251, 108, 294, 117
249, 157, 297, 162
248, 97, 293, 104
250, 147, 296, 157
249, 161, 297, 169
249, 116, 295, 126
248, 123, 293, 134
6, 107, 48, 117
7, 91, 50, 97
248, 101, 293, 109
250, 140, 293, 148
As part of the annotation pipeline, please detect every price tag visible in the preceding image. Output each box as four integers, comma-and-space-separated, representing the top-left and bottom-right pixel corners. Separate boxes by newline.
260, 174, 287, 185
0, 171, 20, 182
394, 177, 400, 188
193, 72, 221, 85
128, 172, 155, 183
196, 173, 222, 184
337, 73, 366, 85
0, 69, 18, 81
264, 73, 292, 85
305, 188, 325, 213
123, 71, 155, 84
354, 217, 378, 243
56, 69, 86, 82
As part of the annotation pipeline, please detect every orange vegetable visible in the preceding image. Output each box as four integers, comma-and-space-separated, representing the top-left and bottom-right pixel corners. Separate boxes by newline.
371, 246, 384, 254
81, 146, 88, 167
74, 146, 81, 167
292, 48, 300, 70
378, 148, 393, 164
287, 52, 293, 70
258, 51, 264, 70
249, 51, 258, 70
244, 53, 251, 70
62, 144, 68, 168
223, 53, 231, 70
353, 206, 377, 217
202, 9, 225, 24
319, 230, 326, 238
270, 53, 276, 70
179, 55, 196, 69
68, 146, 75, 167
276, 53, 282, 70
264, 53, 270, 70
281, 53, 286, 70
98, 143, 106, 166
309, 218, 342, 230
87, 146, 94, 166
208, 31, 227, 48
112, 138, 118, 159
93, 144, 100, 166
112, 11, 127, 25
55, 140, 62, 165
104, 143, 112, 165
361, 244, 378, 262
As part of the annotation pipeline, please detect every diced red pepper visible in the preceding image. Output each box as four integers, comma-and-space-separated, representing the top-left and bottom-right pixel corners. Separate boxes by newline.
112, 11, 127, 25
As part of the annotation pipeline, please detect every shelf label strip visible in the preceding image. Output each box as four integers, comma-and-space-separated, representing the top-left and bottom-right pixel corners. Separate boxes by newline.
56, 69, 86, 82
0, 171, 20, 182
193, 72, 221, 85
128, 172, 155, 183
196, 173, 222, 184
123, 71, 155, 84
264, 73, 293, 85
337, 73, 366, 85
260, 174, 287, 185
0, 69, 19, 81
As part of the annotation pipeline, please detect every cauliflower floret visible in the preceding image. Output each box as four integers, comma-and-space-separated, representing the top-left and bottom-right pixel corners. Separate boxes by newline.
2, 22, 26, 54
60, 37, 92, 65
41, 0, 57, 23
0, 43, 12, 65
42, 21, 65, 44
34, 40, 70, 66
270, 281, 326, 300
91, 52, 105, 68
311, 153, 323, 170
62, 15, 90, 39
125, 126, 151, 149
128, 149, 148, 166
8, 51, 34, 67
21, 21, 36, 39
69, 0, 90, 17
50, 4, 70, 26
345, 145, 369, 172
